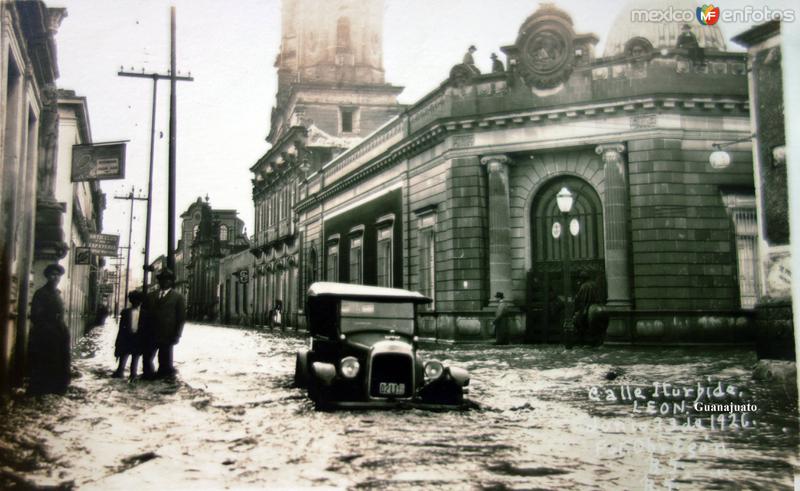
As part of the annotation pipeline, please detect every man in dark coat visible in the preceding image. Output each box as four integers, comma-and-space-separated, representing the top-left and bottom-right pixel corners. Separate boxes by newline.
142, 269, 185, 379
28, 264, 71, 395
491, 53, 505, 73
113, 290, 145, 379
493, 292, 510, 345
574, 271, 601, 344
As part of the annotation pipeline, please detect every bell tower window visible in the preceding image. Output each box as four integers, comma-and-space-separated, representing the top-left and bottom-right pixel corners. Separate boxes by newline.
340, 107, 357, 134
336, 17, 351, 52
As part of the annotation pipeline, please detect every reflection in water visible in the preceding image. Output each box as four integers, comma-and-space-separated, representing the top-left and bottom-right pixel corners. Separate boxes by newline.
0, 322, 796, 490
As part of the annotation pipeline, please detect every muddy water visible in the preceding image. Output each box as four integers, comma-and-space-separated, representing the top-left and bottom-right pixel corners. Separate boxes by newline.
1, 322, 797, 490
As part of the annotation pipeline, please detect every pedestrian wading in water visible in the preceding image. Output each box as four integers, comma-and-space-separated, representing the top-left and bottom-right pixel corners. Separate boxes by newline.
113, 290, 145, 379
28, 264, 71, 395
141, 268, 186, 380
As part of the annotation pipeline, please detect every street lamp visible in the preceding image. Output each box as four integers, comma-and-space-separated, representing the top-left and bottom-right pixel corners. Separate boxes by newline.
555, 186, 575, 343
708, 134, 755, 169
556, 186, 574, 214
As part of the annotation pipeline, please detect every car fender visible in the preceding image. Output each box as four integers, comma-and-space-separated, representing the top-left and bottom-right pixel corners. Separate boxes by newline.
311, 361, 337, 386
447, 366, 470, 387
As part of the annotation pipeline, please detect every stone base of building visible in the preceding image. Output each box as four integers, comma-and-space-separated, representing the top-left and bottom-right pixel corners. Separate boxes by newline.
418, 310, 528, 345
754, 299, 795, 360
416, 309, 755, 346
606, 311, 755, 345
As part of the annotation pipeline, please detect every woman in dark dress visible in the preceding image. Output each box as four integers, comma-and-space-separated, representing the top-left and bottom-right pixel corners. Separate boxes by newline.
28, 264, 71, 395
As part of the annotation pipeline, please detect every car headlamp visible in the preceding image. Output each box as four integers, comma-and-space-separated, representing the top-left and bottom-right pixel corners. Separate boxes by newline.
424, 360, 444, 381
340, 356, 360, 379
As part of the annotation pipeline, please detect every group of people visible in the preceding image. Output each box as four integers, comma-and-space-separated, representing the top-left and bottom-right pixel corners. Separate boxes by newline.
113, 268, 186, 380
462, 45, 506, 74
492, 271, 608, 346
26, 264, 187, 395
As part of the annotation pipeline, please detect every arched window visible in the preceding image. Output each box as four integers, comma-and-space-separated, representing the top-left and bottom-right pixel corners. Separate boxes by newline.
192, 224, 199, 240
219, 225, 228, 241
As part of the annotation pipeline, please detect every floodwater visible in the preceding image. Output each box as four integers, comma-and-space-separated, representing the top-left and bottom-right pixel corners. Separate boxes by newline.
1, 321, 797, 490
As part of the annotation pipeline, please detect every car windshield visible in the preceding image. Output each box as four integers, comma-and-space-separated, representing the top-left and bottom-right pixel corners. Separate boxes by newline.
340, 300, 414, 334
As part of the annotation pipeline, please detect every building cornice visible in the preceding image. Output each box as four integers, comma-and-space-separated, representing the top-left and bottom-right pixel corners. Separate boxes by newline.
732, 20, 780, 48
295, 93, 749, 213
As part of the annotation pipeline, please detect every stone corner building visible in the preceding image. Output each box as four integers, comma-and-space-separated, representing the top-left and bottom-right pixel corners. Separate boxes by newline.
732, 21, 794, 360
251, 1, 761, 345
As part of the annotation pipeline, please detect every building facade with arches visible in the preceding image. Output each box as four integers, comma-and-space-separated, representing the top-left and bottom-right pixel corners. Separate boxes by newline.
255, 2, 759, 344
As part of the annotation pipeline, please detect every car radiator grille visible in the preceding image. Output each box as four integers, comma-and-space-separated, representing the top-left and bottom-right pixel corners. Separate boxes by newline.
369, 352, 413, 398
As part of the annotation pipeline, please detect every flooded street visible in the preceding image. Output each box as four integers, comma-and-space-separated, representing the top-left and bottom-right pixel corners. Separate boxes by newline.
1, 321, 797, 490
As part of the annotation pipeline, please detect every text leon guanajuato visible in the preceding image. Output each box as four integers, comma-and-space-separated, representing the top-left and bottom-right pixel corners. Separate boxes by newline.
587, 381, 759, 421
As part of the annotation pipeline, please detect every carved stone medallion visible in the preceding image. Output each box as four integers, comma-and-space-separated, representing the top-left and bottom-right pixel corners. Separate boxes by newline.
514, 5, 577, 90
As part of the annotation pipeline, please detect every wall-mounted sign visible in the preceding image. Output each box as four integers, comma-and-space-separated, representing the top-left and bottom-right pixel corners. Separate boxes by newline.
71, 142, 127, 181
74, 247, 91, 265
88, 233, 119, 256
238, 269, 250, 284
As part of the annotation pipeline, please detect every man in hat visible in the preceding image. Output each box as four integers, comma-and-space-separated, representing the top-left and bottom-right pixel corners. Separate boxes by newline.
142, 268, 185, 379
490, 52, 505, 73
28, 264, 71, 395
493, 291, 510, 345
574, 271, 602, 344
463, 45, 477, 68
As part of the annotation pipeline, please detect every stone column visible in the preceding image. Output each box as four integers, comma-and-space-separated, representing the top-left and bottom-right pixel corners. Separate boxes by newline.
481, 154, 513, 303
595, 143, 632, 310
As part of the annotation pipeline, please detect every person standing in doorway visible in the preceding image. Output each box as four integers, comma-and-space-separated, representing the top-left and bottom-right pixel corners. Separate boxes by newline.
28, 264, 71, 395
142, 269, 185, 379
574, 271, 601, 344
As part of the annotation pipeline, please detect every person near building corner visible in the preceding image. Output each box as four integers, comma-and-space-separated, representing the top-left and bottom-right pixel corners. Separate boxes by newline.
493, 291, 510, 345
28, 264, 71, 395
574, 271, 602, 344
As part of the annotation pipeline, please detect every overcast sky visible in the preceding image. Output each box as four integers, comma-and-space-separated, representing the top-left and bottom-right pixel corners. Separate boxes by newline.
53, 0, 794, 285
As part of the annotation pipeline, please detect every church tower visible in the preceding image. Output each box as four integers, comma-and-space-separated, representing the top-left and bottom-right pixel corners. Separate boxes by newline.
268, 0, 403, 145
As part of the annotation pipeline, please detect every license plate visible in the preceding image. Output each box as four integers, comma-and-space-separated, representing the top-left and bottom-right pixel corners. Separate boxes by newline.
378, 382, 405, 396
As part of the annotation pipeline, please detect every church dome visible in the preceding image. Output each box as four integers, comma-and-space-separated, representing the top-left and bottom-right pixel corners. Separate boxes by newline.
603, 0, 727, 57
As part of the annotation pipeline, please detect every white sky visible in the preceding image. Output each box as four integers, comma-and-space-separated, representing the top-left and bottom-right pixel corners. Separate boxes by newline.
52, 0, 794, 286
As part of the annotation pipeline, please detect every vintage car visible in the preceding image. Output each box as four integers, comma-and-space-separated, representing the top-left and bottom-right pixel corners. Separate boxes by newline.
294, 282, 470, 409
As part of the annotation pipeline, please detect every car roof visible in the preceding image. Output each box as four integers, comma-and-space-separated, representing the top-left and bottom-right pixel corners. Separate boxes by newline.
306, 282, 431, 304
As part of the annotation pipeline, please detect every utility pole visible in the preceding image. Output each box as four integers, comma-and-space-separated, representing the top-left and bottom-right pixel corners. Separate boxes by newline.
114, 186, 147, 307
117, 6, 193, 291
167, 6, 178, 272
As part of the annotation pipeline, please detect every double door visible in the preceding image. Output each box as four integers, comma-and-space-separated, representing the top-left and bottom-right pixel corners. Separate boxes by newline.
526, 177, 605, 343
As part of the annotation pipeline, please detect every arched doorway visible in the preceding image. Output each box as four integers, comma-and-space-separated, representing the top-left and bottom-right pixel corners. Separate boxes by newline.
528, 176, 605, 343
